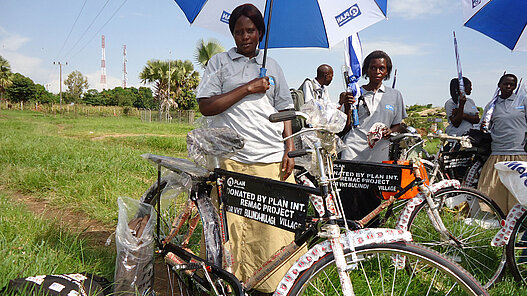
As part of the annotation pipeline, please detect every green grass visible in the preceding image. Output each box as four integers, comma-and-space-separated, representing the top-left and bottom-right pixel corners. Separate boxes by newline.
0, 110, 193, 223
0, 110, 193, 290
0, 192, 114, 289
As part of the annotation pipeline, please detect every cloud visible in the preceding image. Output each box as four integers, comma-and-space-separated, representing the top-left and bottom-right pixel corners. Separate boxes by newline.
389, 0, 455, 19
363, 41, 429, 56
0, 26, 48, 84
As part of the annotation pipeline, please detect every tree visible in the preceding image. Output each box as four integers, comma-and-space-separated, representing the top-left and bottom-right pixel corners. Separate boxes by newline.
34, 84, 57, 104
0, 56, 13, 103
139, 59, 170, 113
64, 70, 89, 103
170, 60, 200, 110
6, 73, 37, 103
194, 38, 225, 69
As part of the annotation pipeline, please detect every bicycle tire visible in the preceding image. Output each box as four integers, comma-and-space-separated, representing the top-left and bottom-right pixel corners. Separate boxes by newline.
407, 186, 506, 289
507, 210, 527, 284
285, 241, 488, 296
462, 160, 483, 189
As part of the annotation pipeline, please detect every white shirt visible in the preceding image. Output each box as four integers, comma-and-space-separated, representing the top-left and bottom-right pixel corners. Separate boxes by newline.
196, 48, 293, 164
303, 78, 330, 103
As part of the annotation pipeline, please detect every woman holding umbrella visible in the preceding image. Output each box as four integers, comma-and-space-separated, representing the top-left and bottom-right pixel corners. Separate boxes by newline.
444, 77, 480, 151
196, 4, 297, 295
478, 74, 527, 214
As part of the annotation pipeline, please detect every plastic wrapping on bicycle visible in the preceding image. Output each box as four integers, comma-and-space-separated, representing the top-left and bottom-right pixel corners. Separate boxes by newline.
141, 154, 211, 179
187, 127, 244, 157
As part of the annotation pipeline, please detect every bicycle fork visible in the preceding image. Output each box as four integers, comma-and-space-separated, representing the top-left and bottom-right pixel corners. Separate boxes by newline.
320, 223, 355, 296
414, 166, 456, 244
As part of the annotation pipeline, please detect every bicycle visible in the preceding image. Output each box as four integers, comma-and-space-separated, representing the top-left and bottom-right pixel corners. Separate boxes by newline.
328, 131, 506, 289
420, 132, 490, 188
490, 160, 527, 285
136, 104, 488, 296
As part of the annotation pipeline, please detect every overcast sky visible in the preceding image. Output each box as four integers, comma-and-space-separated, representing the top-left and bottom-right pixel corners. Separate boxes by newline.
1, 0, 526, 108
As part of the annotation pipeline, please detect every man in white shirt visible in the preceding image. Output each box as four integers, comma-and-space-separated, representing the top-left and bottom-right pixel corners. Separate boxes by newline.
303, 64, 333, 103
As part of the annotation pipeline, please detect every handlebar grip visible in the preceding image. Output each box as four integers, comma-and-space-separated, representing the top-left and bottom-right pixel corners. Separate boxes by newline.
389, 133, 406, 143
269, 110, 297, 122
288, 149, 309, 158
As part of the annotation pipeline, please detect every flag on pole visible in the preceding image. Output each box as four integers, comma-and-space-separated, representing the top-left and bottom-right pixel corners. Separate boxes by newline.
453, 31, 465, 101
344, 32, 363, 99
343, 32, 363, 127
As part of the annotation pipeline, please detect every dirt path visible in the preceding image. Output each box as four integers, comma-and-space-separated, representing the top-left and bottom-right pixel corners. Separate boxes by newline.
9, 190, 114, 246
91, 133, 175, 141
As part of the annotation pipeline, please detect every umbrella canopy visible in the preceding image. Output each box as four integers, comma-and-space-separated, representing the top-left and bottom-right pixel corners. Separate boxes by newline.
462, 0, 527, 51
174, 0, 387, 49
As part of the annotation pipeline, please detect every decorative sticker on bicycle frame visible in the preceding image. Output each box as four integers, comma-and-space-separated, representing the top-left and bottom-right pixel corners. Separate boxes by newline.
334, 160, 403, 192
217, 169, 310, 232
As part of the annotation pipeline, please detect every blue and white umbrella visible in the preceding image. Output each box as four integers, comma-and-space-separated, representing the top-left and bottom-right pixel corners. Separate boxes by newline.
175, 0, 387, 69
462, 0, 527, 51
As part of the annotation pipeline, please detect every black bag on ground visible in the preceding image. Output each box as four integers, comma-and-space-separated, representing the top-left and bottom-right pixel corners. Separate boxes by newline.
2, 273, 111, 296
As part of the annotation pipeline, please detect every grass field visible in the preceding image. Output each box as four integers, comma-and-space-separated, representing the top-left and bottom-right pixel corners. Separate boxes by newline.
0, 109, 525, 295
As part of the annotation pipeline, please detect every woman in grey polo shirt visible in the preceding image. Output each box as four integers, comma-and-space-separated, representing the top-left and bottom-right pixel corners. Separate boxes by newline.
444, 77, 480, 151
196, 4, 297, 295
478, 74, 527, 214
338, 50, 407, 224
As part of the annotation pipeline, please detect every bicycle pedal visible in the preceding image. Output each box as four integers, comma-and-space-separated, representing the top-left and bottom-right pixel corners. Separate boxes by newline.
174, 262, 202, 271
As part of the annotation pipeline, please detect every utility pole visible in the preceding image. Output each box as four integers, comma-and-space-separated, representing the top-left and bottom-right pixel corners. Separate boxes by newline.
53, 61, 67, 106
122, 45, 127, 88
168, 50, 171, 101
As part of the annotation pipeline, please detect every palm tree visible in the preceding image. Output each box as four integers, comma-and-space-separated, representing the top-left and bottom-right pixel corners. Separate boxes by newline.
140, 59, 201, 117
0, 56, 13, 103
194, 39, 225, 69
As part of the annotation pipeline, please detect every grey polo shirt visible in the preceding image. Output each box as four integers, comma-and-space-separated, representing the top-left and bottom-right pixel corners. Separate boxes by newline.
481, 94, 527, 155
196, 48, 293, 164
445, 97, 478, 136
303, 78, 330, 103
341, 84, 407, 162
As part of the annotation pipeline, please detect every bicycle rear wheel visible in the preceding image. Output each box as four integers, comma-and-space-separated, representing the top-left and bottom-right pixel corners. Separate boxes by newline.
141, 174, 212, 295
285, 241, 488, 296
507, 210, 527, 284
407, 187, 505, 289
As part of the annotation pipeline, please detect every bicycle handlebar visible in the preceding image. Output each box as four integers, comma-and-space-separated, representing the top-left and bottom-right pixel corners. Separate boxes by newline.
269, 110, 298, 122
427, 133, 472, 149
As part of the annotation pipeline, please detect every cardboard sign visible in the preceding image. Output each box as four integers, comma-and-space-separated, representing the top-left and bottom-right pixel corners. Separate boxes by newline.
217, 169, 316, 232
334, 160, 404, 192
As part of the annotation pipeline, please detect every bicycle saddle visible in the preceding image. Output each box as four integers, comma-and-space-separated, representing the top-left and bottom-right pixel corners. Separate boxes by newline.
141, 154, 211, 179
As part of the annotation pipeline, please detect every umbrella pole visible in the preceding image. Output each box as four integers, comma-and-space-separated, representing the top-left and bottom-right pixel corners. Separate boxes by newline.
260, 0, 274, 77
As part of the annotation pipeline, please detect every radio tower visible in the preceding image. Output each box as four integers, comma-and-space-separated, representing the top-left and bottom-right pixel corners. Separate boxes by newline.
100, 35, 107, 90
122, 45, 127, 88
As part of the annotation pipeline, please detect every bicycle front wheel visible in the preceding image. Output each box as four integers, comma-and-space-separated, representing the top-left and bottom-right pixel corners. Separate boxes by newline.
507, 210, 527, 284
407, 187, 506, 289
285, 241, 487, 296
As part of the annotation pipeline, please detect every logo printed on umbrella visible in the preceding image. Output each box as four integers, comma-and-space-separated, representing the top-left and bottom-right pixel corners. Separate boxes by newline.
220, 11, 230, 24
335, 4, 362, 27
472, 0, 481, 9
